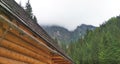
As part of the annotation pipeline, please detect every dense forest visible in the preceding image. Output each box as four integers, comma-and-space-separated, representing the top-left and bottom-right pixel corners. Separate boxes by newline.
67, 16, 120, 64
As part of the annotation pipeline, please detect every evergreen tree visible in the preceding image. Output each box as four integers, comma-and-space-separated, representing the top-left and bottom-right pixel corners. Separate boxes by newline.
68, 15, 120, 64
25, 0, 38, 22
33, 16, 37, 23
25, 0, 33, 18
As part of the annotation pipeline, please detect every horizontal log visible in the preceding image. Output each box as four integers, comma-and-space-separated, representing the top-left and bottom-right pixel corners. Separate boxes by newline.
0, 47, 46, 64
1, 21, 51, 55
0, 56, 28, 64
0, 39, 51, 64
0, 28, 51, 58
53, 60, 71, 64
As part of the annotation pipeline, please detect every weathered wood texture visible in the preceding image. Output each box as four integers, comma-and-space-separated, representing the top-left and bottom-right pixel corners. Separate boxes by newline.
0, 14, 72, 64
0, 15, 51, 64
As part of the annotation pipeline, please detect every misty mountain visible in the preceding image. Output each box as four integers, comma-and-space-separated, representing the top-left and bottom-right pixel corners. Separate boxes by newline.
42, 24, 96, 44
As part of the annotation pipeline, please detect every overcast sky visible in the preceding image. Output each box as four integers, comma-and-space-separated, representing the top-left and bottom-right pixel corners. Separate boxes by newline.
15, 0, 120, 31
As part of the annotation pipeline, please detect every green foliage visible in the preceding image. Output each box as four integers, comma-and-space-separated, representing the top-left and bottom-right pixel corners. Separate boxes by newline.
67, 16, 120, 64
25, 0, 37, 22
25, 0, 33, 18
33, 16, 37, 23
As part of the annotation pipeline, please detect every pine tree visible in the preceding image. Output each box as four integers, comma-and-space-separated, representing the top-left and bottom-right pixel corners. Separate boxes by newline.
33, 16, 37, 22
25, 0, 33, 18
68, 16, 120, 64
25, 0, 38, 22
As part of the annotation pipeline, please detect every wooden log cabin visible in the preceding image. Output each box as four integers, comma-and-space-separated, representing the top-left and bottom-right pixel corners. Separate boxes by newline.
0, 0, 74, 64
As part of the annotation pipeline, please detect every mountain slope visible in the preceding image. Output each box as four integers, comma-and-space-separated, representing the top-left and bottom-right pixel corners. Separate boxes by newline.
72, 24, 95, 41
42, 24, 96, 44
68, 16, 120, 64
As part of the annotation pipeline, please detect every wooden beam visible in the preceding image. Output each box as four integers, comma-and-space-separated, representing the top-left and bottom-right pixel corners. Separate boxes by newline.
1, 19, 51, 55
54, 61, 71, 64
0, 56, 28, 64
0, 39, 51, 64
0, 28, 51, 59
0, 47, 46, 64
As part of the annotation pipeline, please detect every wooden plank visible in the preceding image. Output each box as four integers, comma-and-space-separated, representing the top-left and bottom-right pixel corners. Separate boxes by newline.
0, 56, 28, 64
0, 47, 46, 64
52, 56, 63, 59
0, 39, 51, 64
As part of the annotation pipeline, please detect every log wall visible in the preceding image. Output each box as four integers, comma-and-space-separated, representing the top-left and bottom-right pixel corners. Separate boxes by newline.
0, 12, 72, 64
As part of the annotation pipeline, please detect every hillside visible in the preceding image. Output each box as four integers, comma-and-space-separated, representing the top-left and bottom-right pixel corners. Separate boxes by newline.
68, 16, 120, 64
42, 24, 95, 44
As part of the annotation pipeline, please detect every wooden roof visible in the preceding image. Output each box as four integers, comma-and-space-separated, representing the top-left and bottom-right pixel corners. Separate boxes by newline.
0, 0, 73, 63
